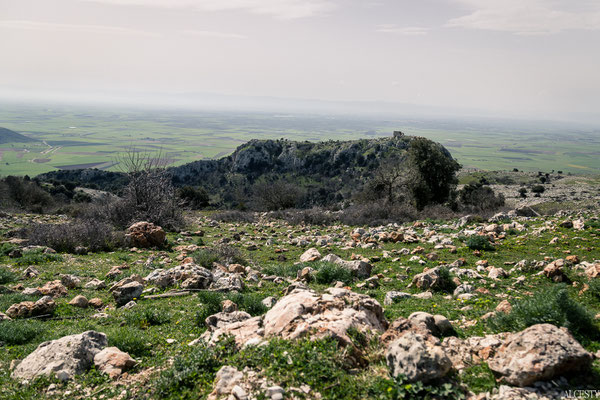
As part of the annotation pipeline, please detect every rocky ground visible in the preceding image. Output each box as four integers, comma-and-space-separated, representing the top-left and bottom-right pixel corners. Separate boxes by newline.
0, 210, 599, 399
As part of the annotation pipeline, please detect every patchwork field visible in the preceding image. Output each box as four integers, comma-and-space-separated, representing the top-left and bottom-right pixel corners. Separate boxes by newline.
1, 102, 599, 177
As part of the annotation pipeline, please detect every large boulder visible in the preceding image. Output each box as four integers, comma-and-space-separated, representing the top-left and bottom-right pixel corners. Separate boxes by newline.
262, 287, 386, 345
203, 287, 387, 347
93, 347, 136, 379
38, 280, 68, 297
126, 221, 166, 248
386, 332, 452, 383
111, 281, 144, 306
12, 331, 108, 381
320, 254, 372, 278
6, 296, 56, 319
300, 248, 321, 262
488, 324, 593, 386
145, 263, 213, 289
411, 267, 444, 290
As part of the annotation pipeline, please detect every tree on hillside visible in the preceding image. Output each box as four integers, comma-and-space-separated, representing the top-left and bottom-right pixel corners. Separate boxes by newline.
110, 149, 182, 229
406, 137, 461, 210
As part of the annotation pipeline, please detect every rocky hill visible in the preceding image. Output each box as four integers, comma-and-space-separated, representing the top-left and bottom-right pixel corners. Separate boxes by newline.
0, 127, 37, 144
38, 133, 452, 208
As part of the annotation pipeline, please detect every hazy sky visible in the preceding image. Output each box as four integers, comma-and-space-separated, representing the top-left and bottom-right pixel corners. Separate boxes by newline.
1, 0, 599, 121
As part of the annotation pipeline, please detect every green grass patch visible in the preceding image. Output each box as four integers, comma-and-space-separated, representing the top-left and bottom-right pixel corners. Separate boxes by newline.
488, 284, 599, 342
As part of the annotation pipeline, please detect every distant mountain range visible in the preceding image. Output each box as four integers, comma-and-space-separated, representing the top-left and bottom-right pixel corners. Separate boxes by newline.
0, 127, 37, 144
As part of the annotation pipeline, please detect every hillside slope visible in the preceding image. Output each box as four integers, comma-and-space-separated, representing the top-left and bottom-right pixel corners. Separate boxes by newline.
0, 127, 37, 144
38, 133, 455, 208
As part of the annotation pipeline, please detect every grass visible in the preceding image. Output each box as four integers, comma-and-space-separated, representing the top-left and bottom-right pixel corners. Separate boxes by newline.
314, 261, 353, 285
488, 284, 600, 342
12, 250, 62, 266
0, 320, 43, 345
195, 291, 268, 328
0, 267, 17, 284
465, 236, 494, 251
0, 209, 600, 398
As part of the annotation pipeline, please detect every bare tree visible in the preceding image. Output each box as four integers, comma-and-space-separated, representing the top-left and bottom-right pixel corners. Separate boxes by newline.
112, 148, 182, 229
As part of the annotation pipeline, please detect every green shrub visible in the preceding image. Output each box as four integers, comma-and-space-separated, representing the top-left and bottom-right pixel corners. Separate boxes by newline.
191, 249, 220, 268
125, 307, 171, 329
488, 284, 599, 341
23, 221, 126, 253
315, 262, 353, 285
191, 245, 246, 268
465, 236, 494, 251
261, 263, 305, 278
195, 291, 267, 328
13, 250, 62, 266
384, 375, 466, 400
433, 267, 456, 294
232, 338, 380, 399
154, 337, 235, 398
107, 327, 151, 357
531, 185, 545, 194
0, 267, 17, 284
0, 242, 17, 256
226, 292, 268, 317
0, 320, 43, 345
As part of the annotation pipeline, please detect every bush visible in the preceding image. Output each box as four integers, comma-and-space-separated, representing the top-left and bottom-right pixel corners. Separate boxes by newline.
107, 327, 151, 357
459, 183, 505, 212
0, 176, 53, 212
531, 185, 545, 194
339, 201, 417, 226
212, 210, 257, 223
261, 263, 305, 278
13, 249, 62, 266
125, 307, 171, 329
178, 186, 209, 209
154, 337, 235, 398
433, 267, 456, 294
0, 320, 43, 345
251, 180, 304, 211
465, 236, 494, 251
195, 291, 225, 327
268, 208, 339, 226
0, 266, 17, 284
315, 262, 353, 285
0, 242, 17, 256
488, 284, 599, 341
195, 291, 268, 328
406, 137, 461, 210
191, 249, 220, 269
22, 220, 126, 253
191, 245, 246, 268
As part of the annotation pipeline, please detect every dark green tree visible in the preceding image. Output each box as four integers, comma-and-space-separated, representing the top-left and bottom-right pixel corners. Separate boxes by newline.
406, 137, 461, 210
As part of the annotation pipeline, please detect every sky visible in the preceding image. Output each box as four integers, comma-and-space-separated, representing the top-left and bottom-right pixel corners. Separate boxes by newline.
0, 0, 599, 122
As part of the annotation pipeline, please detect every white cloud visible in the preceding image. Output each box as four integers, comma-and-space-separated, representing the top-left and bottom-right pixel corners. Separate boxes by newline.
377, 24, 429, 36
447, 0, 600, 35
182, 29, 247, 39
0, 20, 159, 37
79, 0, 336, 19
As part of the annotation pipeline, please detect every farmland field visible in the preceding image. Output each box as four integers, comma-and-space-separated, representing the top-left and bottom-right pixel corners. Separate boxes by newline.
1, 102, 599, 176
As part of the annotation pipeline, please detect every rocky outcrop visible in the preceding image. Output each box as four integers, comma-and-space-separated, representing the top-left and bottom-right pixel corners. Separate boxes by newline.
12, 331, 108, 381
386, 332, 452, 383
488, 324, 593, 386
5, 296, 56, 319
203, 287, 387, 348
93, 347, 136, 379
110, 279, 144, 306
145, 263, 213, 289
126, 222, 166, 248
